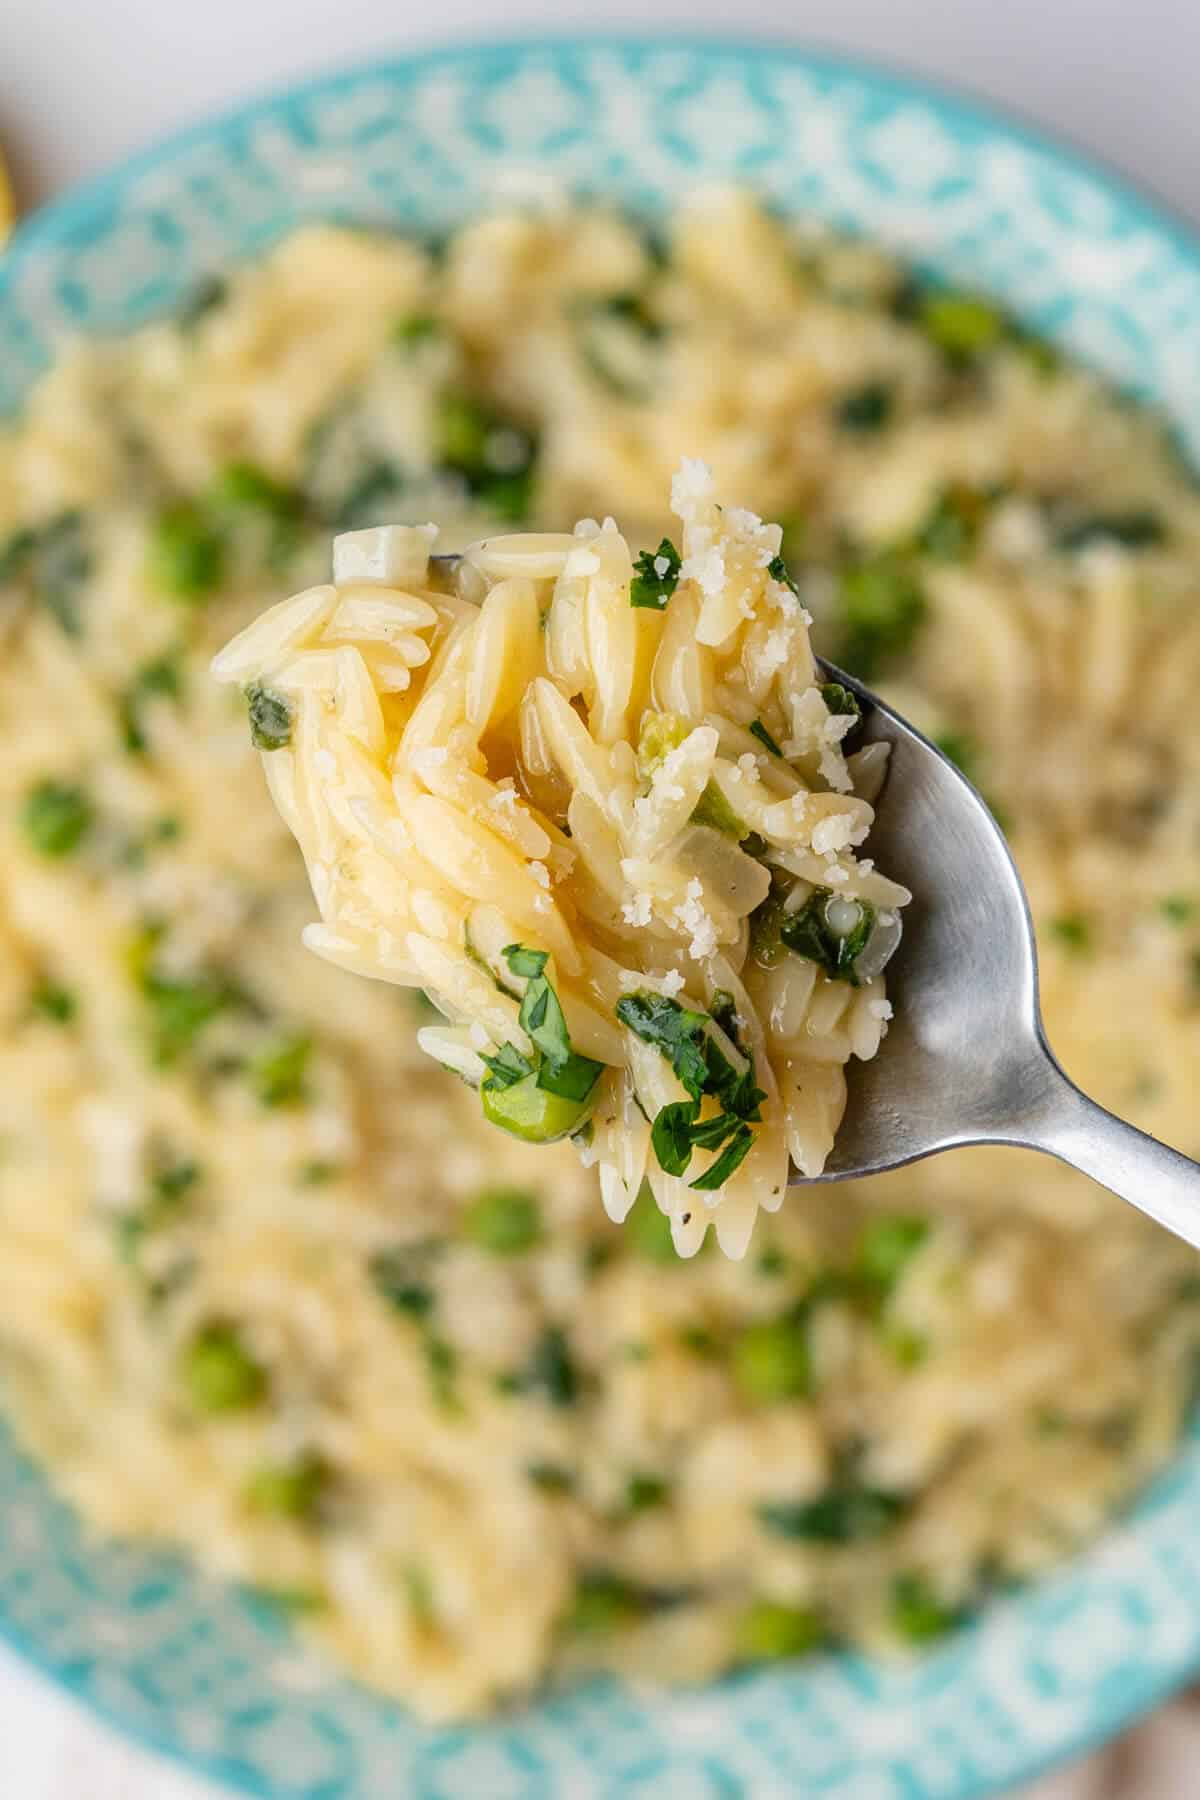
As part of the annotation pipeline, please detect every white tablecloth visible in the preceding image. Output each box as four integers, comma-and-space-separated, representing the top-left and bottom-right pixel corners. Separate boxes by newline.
1, 0, 1198, 1793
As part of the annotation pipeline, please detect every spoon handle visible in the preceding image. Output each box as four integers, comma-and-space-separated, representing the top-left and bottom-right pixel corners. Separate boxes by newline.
1024, 1053, 1200, 1250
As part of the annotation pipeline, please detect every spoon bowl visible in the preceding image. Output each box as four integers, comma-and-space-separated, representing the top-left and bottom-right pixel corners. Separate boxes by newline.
814, 661, 1200, 1251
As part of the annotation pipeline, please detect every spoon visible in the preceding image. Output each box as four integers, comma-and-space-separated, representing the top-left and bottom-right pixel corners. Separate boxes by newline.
813, 658, 1200, 1248
430, 555, 1200, 1248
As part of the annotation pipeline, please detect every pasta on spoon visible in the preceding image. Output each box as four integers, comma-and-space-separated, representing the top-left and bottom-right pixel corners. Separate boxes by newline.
213, 461, 910, 1256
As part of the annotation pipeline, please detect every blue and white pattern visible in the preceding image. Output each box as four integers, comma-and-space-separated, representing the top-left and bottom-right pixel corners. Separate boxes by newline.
1, 38, 1199, 1799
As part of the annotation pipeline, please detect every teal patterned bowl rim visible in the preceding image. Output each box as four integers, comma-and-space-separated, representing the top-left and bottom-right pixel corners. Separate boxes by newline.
2, 35, 1200, 1800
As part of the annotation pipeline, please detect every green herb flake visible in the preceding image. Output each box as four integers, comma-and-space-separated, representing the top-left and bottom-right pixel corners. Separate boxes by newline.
780, 889, 877, 986
1048, 913, 1091, 954
884, 1326, 930, 1369
181, 1323, 266, 1413
392, 312, 440, 348
31, 977, 77, 1024
625, 1472, 670, 1513
368, 1244, 440, 1319
758, 1483, 909, 1544
436, 390, 538, 522
245, 1451, 328, 1521
630, 538, 682, 610
918, 291, 1006, 361
737, 1599, 825, 1662
566, 1569, 644, 1635
119, 650, 184, 754
836, 554, 927, 681
748, 718, 783, 757
1159, 895, 1195, 927
820, 682, 861, 722
615, 991, 711, 1099
245, 682, 293, 751
527, 1461, 574, 1493
251, 1034, 312, 1109
461, 1186, 542, 1255
423, 1334, 459, 1410
297, 1159, 340, 1187
0, 511, 93, 636
211, 460, 303, 524
177, 275, 228, 330
856, 1216, 930, 1295
932, 731, 979, 782
1055, 509, 1165, 553
890, 1571, 967, 1644
518, 1325, 579, 1408
148, 502, 225, 601
732, 1316, 811, 1404
22, 780, 94, 858
688, 1122, 755, 1190
836, 380, 894, 433
690, 779, 748, 840
916, 485, 991, 561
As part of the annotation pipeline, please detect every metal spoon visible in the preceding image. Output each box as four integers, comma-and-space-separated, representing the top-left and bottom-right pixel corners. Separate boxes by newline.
431, 554, 1200, 1247
814, 660, 1200, 1249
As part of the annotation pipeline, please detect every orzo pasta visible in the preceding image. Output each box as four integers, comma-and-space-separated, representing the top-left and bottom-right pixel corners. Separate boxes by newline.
0, 192, 1197, 1719
214, 465, 910, 1257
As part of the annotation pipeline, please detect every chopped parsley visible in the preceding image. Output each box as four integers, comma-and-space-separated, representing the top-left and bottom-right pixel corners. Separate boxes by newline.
0, 510, 92, 636
749, 718, 783, 757
245, 1451, 329, 1521
176, 275, 227, 329
30, 976, 77, 1024
573, 291, 664, 398
119, 650, 184, 754
916, 484, 992, 561
480, 947, 604, 1143
758, 1482, 909, 1544
780, 889, 877, 985
566, 1569, 645, 1634
625, 1472, 670, 1514
436, 389, 538, 522
630, 538, 682, 610
148, 502, 225, 601
461, 1186, 542, 1255
1055, 508, 1165, 553
732, 1316, 812, 1404
890, 1571, 967, 1644
527, 1461, 574, 1493
514, 1325, 579, 1407
392, 312, 440, 348
250, 1034, 312, 1108
616, 990, 765, 1185
820, 682, 861, 723
127, 927, 236, 1067
1160, 895, 1195, 927
690, 780, 748, 840
856, 1215, 930, 1296
22, 779, 94, 858
836, 379, 894, 432
368, 1242, 441, 1319
244, 682, 293, 751
1048, 913, 1091, 954
835, 554, 927, 680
